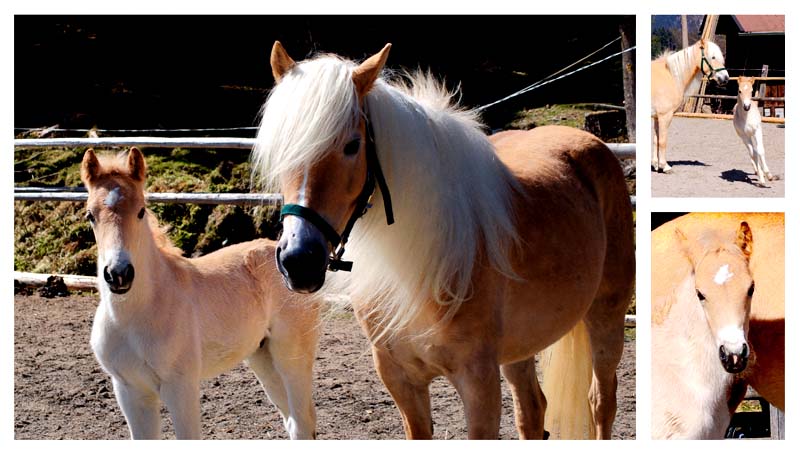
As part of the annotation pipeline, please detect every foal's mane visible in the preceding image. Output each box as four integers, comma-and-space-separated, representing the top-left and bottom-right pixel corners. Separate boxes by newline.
253, 52, 521, 340
93, 152, 183, 257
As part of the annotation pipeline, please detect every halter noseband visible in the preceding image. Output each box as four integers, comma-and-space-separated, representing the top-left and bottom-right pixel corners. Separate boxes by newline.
700, 45, 727, 81
279, 111, 394, 272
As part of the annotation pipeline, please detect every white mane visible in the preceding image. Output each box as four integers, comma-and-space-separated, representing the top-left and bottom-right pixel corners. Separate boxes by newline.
253, 54, 521, 340
663, 41, 724, 98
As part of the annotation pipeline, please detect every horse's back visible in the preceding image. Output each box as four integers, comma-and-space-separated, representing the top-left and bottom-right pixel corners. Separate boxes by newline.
491, 125, 634, 316
651, 58, 682, 116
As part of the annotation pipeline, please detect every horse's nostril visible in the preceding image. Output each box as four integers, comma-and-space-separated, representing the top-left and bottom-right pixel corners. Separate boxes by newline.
742, 343, 749, 358
103, 266, 114, 284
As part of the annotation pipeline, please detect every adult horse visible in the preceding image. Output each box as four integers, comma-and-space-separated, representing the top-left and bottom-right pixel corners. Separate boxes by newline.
651, 213, 784, 439
253, 42, 635, 439
651, 39, 729, 173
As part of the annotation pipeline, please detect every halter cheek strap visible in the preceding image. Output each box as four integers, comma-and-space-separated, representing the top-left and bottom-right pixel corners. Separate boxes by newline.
280, 112, 394, 272
700, 46, 727, 81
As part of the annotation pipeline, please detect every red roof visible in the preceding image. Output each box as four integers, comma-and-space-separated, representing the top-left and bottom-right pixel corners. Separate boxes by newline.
733, 15, 785, 33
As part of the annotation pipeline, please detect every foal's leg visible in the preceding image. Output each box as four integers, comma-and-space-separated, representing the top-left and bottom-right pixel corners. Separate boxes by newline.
656, 112, 673, 173
752, 129, 772, 183
372, 347, 434, 439
113, 377, 161, 439
160, 378, 202, 439
501, 358, 547, 439
248, 323, 318, 440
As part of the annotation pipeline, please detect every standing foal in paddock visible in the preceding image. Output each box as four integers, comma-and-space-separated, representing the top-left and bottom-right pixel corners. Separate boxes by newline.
733, 76, 775, 187
82, 147, 320, 439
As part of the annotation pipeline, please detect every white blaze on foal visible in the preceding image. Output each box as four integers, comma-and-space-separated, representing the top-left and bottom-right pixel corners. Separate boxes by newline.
713, 264, 734, 285
104, 186, 122, 207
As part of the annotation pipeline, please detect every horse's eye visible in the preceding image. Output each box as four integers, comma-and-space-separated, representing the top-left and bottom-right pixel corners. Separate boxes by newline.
137, 208, 146, 219
343, 138, 361, 156
747, 283, 755, 298
712, 56, 716, 60
86, 211, 95, 223
696, 290, 706, 302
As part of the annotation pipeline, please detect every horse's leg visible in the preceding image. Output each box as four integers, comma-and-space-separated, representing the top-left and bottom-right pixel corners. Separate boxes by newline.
112, 377, 161, 439
160, 378, 201, 439
372, 347, 434, 439
651, 117, 659, 171
657, 112, 674, 173
501, 358, 547, 439
448, 350, 502, 439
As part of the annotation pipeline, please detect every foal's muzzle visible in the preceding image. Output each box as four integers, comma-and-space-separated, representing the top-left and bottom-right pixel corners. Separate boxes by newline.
719, 343, 749, 374
743, 102, 752, 112
103, 263, 135, 294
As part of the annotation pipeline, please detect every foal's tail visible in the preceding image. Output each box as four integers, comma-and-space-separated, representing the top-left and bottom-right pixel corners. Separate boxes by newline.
541, 320, 594, 439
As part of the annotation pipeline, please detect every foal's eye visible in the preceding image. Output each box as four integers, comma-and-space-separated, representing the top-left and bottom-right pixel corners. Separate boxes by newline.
137, 208, 146, 219
747, 283, 755, 298
86, 211, 95, 223
343, 138, 361, 156
696, 290, 706, 302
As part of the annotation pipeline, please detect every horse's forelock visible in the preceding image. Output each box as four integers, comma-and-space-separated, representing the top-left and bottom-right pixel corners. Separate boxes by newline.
253, 55, 361, 191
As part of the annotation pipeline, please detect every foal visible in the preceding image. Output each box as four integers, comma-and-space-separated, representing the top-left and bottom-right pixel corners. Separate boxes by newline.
82, 147, 320, 439
652, 221, 754, 439
733, 76, 774, 187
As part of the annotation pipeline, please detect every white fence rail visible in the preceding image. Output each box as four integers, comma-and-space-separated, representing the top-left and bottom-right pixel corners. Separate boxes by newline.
14, 137, 636, 159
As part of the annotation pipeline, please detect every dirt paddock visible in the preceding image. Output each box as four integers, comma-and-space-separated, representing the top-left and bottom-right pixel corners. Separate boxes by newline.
14, 293, 636, 440
652, 116, 785, 197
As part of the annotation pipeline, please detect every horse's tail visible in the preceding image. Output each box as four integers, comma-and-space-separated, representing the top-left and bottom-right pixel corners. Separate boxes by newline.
541, 320, 595, 439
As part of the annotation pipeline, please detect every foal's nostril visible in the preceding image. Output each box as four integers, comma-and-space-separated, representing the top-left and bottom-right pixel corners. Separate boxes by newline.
103, 266, 114, 285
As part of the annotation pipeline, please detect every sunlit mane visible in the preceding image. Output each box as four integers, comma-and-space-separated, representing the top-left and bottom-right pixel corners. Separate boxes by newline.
253, 55, 521, 340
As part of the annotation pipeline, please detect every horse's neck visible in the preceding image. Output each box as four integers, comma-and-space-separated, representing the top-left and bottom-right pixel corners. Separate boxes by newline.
668, 46, 703, 98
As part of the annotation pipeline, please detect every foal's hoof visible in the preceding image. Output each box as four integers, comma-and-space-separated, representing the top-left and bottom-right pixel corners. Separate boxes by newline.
543, 430, 550, 440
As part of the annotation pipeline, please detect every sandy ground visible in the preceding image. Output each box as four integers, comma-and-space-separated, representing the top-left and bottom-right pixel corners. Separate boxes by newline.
14, 293, 636, 440
652, 117, 785, 197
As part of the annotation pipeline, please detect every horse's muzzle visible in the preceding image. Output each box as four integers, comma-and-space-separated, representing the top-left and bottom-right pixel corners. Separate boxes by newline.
719, 343, 749, 374
715, 72, 730, 86
103, 263, 135, 294
276, 217, 329, 293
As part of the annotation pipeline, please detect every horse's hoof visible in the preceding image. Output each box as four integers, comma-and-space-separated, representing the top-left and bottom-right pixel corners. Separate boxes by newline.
543, 430, 550, 440
661, 167, 673, 174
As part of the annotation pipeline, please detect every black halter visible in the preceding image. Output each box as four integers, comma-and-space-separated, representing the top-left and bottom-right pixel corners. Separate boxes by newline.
279, 113, 394, 272
700, 45, 727, 81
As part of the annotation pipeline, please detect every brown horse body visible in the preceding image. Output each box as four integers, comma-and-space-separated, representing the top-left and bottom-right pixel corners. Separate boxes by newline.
255, 43, 635, 439
651, 40, 729, 173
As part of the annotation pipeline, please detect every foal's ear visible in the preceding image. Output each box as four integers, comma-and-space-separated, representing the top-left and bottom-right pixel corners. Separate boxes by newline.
271, 41, 296, 83
736, 221, 753, 258
353, 43, 392, 99
127, 147, 147, 182
81, 149, 101, 185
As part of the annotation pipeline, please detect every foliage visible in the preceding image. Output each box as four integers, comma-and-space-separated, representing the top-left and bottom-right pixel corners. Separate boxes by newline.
14, 147, 280, 275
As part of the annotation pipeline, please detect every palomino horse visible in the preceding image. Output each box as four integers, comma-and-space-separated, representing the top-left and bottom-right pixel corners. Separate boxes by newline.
651, 39, 730, 173
252, 42, 635, 439
734, 76, 775, 187
81, 147, 320, 439
651, 213, 784, 439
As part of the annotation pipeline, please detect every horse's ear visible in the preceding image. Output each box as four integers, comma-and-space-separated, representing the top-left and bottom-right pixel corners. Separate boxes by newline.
736, 221, 753, 259
271, 41, 296, 83
81, 149, 100, 185
699, 38, 707, 49
353, 43, 391, 99
127, 147, 147, 182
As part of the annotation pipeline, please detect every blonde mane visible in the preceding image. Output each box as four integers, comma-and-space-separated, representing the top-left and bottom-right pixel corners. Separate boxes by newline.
253, 55, 521, 340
